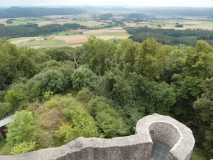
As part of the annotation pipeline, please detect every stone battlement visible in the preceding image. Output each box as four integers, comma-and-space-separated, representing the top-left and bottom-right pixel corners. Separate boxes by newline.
0, 114, 195, 160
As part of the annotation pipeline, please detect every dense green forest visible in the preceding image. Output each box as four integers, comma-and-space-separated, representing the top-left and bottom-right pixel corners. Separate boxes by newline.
0, 7, 85, 18
0, 23, 87, 38
0, 37, 212, 159
126, 27, 213, 46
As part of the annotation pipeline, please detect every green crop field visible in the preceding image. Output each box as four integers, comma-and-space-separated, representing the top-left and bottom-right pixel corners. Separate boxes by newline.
17, 39, 69, 48
49, 31, 74, 36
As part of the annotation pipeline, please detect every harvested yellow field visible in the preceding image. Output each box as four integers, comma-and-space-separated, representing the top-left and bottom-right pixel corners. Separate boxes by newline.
104, 29, 127, 33
96, 36, 115, 40
115, 36, 130, 39
53, 35, 88, 43
184, 26, 213, 30
183, 21, 203, 25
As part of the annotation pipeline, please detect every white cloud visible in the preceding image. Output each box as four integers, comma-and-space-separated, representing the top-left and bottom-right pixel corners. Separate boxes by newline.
1, 0, 213, 7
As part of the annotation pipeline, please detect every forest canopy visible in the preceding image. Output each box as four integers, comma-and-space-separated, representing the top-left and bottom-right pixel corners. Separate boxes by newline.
126, 27, 213, 46
0, 37, 212, 159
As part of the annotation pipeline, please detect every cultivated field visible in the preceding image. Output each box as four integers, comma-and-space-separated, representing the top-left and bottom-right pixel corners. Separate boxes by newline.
148, 19, 213, 30
3, 14, 213, 48
9, 27, 130, 48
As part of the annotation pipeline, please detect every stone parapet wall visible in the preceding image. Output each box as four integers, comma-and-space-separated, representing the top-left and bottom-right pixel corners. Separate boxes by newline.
136, 114, 195, 160
0, 114, 195, 160
149, 122, 180, 148
0, 135, 152, 160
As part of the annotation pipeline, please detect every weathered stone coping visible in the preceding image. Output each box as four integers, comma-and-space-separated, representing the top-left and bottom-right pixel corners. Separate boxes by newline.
136, 114, 195, 160
0, 113, 195, 160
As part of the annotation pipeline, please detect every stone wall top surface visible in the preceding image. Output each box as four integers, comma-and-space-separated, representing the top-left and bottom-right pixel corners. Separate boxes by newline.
0, 113, 195, 160
136, 114, 195, 160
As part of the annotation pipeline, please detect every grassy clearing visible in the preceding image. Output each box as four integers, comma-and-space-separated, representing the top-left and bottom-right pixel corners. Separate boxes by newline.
49, 31, 74, 36
8, 37, 34, 42
18, 40, 43, 47
9, 19, 40, 26
17, 39, 69, 48
148, 19, 213, 30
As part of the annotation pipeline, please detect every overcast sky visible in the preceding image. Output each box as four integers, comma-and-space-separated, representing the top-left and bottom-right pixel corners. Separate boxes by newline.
1, 0, 213, 7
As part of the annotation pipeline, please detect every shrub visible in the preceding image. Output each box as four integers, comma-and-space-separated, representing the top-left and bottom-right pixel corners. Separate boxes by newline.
10, 141, 37, 155
71, 67, 97, 90
42, 70, 64, 94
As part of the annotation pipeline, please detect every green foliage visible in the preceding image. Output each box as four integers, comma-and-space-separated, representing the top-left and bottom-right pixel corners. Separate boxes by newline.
0, 90, 6, 102
126, 27, 213, 46
0, 42, 20, 90
6, 110, 37, 145
81, 36, 116, 76
98, 68, 132, 106
96, 111, 119, 137
17, 54, 41, 78
42, 70, 64, 94
71, 66, 97, 90
88, 97, 130, 138
0, 102, 12, 119
0, 142, 13, 155
194, 78, 213, 156
55, 106, 99, 143
190, 148, 208, 160
76, 88, 93, 103
43, 91, 53, 100
45, 47, 71, 61
134, 38, 169, 80
25, 74, 43, 102
127, 72, 176, 115
0, 23, 87, 38
10, 141, 37, 155
115, 39, 138, 75
1, 36, 213, 156
4, 83, 28, 109
171, 41, 213, 124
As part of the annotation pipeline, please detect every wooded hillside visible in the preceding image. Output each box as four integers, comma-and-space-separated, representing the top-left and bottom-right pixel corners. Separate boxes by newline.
0, 37, 212, 159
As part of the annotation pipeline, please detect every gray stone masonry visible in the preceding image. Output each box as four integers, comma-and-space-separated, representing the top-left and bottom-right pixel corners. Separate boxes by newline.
0, 113, 195, 160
